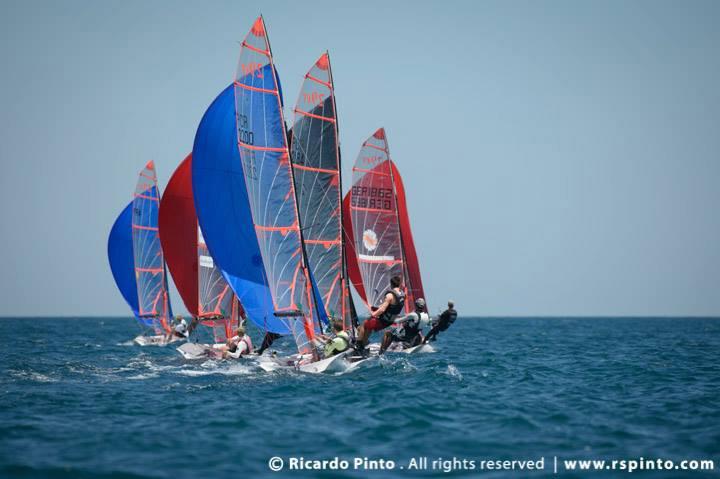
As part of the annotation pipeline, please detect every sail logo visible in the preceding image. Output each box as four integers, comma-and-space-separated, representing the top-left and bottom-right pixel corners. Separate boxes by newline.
303, 91, 325, 106
362, 156, 383, 166
240, 62, 264, 78
362, 229, 378, 251
199, 255, 214, 269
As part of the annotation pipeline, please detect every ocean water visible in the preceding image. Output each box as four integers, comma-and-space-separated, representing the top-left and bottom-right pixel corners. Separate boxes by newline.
0, 317, 718, 478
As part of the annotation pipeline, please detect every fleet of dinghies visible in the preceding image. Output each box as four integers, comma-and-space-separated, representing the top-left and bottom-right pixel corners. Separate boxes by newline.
107, 16, 435, 372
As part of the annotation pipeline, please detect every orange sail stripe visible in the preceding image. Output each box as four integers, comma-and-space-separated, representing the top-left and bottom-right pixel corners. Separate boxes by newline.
234, 81, 276, 95
135, 267, 163, 273
292, 163, 339, 175
134, 193, 159, 201
363, 142, 389, 153
293, 108, 336, 123
305, 73, 332, 89
241, 40, 270, 57
304, 238, 341, 246
238, 141, 285, 152
349, 205, 391, 213
254, 224, 300, 233
132, 224, 159, 231
352, 167, 391, 177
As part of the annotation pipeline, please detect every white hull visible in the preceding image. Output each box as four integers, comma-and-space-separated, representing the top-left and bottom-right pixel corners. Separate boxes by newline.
402, 343, 435, 354
133, 334, 183, 347
364, 341, 435, 355
177, 342, 242, 360
257, 351, 350, 374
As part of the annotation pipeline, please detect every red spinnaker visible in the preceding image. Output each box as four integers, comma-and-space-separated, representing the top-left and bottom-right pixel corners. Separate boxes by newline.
342, 193, 368, 307
158, 155, 241, 341
390, 160, 426, 309
158, 154, 198, 315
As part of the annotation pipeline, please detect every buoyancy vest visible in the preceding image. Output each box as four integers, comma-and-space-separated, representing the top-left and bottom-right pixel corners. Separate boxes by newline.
379, 289, 406, 325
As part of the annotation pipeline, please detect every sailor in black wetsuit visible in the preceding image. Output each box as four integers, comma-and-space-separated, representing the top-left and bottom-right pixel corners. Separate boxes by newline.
424, 301, 457, 343
380, 298, 428, 354
354, 275, 406, 352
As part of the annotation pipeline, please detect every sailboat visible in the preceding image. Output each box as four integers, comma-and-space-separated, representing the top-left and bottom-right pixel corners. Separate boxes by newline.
342, 129, 430, 354
192, 17, 342, 372
157, 154, 243, 359
233, 16, 341, 371
108, 161, 176, 346
290, 51, 357, 333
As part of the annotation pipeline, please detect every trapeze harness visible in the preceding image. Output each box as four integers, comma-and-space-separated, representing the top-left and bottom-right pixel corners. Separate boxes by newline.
378, 289, 406, 326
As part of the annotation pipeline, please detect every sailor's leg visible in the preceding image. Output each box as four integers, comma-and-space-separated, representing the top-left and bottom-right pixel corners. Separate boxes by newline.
424, 326, 439, 343
379, 331, 393, 354
355, 322, 371, 349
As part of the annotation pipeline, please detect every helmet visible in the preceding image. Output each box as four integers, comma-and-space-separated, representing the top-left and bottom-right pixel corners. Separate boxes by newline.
414, 298, 426, 310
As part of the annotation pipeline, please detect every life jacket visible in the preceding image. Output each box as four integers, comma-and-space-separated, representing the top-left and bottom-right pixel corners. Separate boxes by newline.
403, 312, 421, 337
336, 331, 350, 351
325, 330, 350, 357
240, 335, 253, 354
379, 289, 405, 325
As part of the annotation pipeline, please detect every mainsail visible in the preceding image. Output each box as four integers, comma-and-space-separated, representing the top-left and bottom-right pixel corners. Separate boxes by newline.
159, 154, 240, 342
344, 129, 426, 312
290, 52, 354, 330
131, 161, 173, 333
234, 16, 325, 356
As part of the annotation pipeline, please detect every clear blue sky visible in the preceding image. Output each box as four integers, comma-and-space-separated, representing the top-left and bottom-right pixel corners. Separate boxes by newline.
1, 0, 719, 317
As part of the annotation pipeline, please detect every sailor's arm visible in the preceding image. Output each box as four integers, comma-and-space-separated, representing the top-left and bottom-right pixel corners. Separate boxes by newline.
372, 293, 393, 318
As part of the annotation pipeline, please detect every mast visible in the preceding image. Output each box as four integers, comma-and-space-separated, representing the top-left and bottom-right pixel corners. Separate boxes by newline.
327, 52, 356, 333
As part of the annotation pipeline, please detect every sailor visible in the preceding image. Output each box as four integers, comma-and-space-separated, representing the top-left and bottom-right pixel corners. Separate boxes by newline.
354, 275, 406, 352
172, 315, 188, 338
222, 326, 253, 359
424, 300, 458, 343
380, 298, 428, 354
320, 321, 351, 358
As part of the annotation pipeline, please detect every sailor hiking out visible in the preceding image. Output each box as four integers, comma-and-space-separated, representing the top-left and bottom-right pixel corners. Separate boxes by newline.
424, 301, 458, 343
354, 275, 406, 353
380, 297, 429, 354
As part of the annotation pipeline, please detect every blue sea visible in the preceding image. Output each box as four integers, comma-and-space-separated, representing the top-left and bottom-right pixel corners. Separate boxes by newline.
1, 317, 718, 478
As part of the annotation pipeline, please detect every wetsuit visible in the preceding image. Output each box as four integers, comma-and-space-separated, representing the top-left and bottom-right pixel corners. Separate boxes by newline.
364, 289, 406, 332
389, 311, 428, 347
424, 308, 457, 342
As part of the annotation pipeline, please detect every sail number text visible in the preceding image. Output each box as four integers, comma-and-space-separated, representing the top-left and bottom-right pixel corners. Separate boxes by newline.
351, 186, 393, 210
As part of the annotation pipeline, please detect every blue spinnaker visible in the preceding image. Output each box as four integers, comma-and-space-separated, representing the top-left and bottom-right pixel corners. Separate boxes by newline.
192, 83, 290, 335
108, 201, 146, 325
